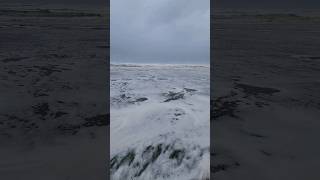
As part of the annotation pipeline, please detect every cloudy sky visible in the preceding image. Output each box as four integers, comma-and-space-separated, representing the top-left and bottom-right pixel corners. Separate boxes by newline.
111, 0, 210, 64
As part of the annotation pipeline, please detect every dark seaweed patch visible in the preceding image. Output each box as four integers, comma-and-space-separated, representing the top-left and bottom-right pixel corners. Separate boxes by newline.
151, 144, 162, 163
110, 156, 118, 169
184, 88, 197, 92
169, 149, 185, 165
135, 97, 148, 102
118, 151, 135, 168
163, 91, 185, 102
135, 162, 149, 177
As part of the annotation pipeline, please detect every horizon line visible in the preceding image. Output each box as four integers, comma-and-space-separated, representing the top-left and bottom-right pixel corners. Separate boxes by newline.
110, 62, 210, 66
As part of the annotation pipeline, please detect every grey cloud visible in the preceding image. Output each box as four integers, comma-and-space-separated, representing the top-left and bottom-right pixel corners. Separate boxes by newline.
111, 0, 210, 64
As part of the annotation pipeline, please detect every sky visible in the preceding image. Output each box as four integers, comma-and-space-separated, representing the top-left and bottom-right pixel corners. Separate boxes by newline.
110, 0, 210, 64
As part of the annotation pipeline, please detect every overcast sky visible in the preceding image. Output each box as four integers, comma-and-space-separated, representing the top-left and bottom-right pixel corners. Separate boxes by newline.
111, 0, 210, 64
